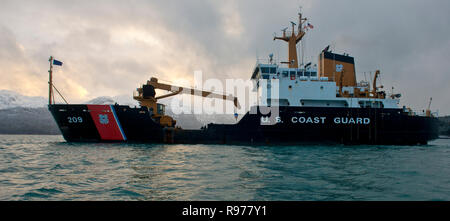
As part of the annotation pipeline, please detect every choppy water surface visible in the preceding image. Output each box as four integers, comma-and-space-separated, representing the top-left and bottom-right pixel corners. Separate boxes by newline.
0, 134, 449, 200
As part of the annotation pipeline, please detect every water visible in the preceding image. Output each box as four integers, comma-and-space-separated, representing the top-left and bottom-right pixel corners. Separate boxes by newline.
0, 134, 449, 201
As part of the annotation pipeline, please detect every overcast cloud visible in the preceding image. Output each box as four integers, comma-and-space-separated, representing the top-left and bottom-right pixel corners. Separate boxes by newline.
0, 0, 449, 114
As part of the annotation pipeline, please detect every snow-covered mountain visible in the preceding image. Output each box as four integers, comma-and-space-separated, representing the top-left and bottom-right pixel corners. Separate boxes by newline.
0, 90, 47, 110
0, 90, 236, 133
85, 95, 139, 107
0, 90, 140, 109
0, 107, 60, 135
85, 96, 116, 105
0, 91, 142, 134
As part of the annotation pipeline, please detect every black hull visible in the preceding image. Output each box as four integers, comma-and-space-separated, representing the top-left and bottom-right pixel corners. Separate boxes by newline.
48, 104, 439, 145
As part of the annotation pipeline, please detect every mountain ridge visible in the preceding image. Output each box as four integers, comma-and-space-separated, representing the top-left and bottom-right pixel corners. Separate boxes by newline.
0, 90, 235, 134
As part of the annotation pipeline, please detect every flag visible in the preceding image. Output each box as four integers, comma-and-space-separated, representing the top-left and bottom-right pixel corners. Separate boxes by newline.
53, 59, 63, 66
307, 23, 314, 29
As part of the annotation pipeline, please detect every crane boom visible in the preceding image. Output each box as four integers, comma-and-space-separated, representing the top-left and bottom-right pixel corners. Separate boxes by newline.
426, 97, 433, 117
144, 77, 240, 109
372, 70, 380, 96
133, 77, 241, 127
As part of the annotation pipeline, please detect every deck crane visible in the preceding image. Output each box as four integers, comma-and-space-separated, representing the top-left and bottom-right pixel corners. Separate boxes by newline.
133, 77, 240, 127
371, 70, 386, 99
426, 97, 432, 117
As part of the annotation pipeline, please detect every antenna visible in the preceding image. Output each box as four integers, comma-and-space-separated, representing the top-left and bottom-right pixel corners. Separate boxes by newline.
281, 27, 288, 37
301, 33, 305, 65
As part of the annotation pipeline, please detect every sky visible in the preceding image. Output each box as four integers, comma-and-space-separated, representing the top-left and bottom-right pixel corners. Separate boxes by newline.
0, 0, 449, 114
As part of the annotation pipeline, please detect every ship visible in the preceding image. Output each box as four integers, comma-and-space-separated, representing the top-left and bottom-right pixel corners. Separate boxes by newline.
48, 11, 439, 145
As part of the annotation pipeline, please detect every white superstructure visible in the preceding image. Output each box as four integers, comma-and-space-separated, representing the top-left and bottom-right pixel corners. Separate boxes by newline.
251, 63, 401, 109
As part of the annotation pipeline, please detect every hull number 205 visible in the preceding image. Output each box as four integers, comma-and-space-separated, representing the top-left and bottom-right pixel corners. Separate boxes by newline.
67, 116, 83, 123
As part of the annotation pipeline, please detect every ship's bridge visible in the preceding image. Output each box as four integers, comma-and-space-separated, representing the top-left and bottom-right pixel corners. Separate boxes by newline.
251, 63, 320, 81
250, 62, 399, 109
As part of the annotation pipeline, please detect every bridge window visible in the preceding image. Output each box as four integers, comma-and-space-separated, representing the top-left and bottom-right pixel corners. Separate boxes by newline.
282, 71, 288, 77
359, 101, 384, 108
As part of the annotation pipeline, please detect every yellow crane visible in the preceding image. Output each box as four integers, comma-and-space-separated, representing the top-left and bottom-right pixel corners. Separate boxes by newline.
426, 97, 432, 117
371, 70, 385, 99
133, 77, 240, 127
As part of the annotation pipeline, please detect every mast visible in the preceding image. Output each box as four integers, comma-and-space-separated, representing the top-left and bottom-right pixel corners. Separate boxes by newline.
48, 56, 53, 105
273, 11, 307, 68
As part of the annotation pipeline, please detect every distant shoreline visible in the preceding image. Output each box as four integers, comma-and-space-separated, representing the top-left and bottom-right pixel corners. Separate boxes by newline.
0, 132, 61, 136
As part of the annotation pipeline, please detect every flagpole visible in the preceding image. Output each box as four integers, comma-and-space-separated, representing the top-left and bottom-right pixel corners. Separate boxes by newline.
48, 56, 53, 105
